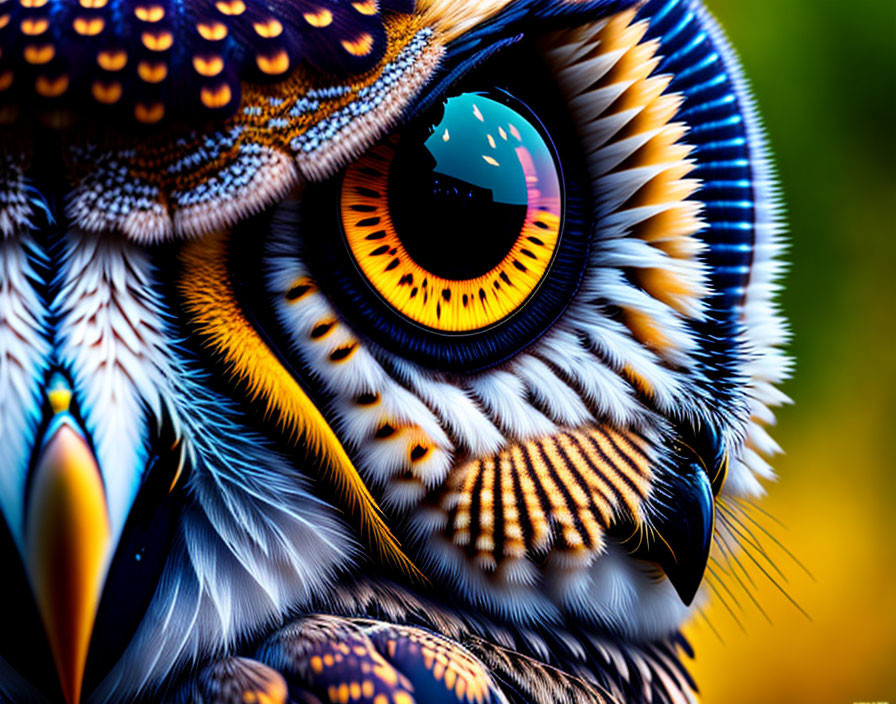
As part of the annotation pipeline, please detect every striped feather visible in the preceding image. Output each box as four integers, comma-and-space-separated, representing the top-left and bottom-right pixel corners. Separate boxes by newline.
437, 427, 654, 574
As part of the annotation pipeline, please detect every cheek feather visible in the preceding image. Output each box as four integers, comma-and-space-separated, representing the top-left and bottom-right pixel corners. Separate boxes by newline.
179, 229, 420, 578
266, 204, 455, 510
257, 0, 786, 647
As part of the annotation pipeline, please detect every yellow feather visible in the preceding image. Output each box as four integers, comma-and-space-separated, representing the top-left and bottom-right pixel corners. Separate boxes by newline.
179, 231, 423, 580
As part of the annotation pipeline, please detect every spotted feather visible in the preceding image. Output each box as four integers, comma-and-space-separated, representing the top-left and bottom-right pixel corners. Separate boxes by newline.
0, 0, 416, 125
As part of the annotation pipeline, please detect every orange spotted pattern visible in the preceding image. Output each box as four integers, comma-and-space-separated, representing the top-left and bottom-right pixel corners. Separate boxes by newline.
58, 12, 442, 241
0, 0, 415, 126
260, 616, 501, 704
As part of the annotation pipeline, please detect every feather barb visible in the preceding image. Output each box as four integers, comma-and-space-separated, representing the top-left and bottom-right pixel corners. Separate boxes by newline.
179, 231, 423, 580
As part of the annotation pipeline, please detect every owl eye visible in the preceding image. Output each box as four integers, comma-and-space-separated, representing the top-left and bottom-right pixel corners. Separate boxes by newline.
310, 71, 591, 372
340, 90, 563, 333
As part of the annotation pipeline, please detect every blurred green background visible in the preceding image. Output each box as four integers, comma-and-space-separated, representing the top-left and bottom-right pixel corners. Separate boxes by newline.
685, 1, 896, 702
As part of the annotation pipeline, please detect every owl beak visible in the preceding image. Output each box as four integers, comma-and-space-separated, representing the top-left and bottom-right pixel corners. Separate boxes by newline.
24, 381, 112, 704
620, 423, 725, 606
649, 462, 715, 605
622, 455, 715, 606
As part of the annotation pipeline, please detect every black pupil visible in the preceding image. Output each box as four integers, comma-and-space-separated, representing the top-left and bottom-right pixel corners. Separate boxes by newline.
389, 91, 539, 281
389, 152, 526, 280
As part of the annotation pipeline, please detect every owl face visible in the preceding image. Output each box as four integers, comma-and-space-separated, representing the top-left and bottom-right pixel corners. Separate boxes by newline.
0, 0, 788, 703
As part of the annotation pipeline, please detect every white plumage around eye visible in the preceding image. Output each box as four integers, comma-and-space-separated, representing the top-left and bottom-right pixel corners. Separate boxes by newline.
465, 370, 558, 439
565, 308, 686, 414
580, 268, 699, 366
598, 238, 708, 319
388, 358, 506, 457
514, 355, 592, 427
266, 203, 454, 508
530, 327, 648, 427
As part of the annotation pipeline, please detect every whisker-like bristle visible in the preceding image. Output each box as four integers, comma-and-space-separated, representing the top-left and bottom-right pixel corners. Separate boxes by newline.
718, 504, 789, 583
731, 533, 812, 622
728, 499, 816, 581
710, 556, 772, 625
704, 572, 746, 634
696, 606, 725, 645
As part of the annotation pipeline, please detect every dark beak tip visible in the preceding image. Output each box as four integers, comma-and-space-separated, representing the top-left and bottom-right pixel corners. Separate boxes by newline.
623, 461, 715, 607
666, 467, 715, 606
666, 559, 708, 606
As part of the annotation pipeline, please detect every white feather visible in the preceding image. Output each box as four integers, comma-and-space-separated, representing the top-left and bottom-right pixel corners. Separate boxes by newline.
0, 234, 49, 550
54, 229, 176, 546
465, 369, 557, 440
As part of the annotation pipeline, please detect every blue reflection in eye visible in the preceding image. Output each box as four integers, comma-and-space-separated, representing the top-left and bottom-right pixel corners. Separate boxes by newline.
423, 92, 535, 206
389, 89, 563, 281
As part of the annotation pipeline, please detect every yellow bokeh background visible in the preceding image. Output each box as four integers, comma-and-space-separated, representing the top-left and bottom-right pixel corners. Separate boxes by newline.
686, 1, 896, 702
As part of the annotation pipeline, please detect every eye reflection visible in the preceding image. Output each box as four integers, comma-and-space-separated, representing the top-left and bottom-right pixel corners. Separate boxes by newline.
341, 89, 564, 333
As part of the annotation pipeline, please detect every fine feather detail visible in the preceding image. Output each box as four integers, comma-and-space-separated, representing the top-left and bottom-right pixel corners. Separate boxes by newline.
258, 1, 781, 645
540, 10, 711, 414
58, 21, 441, 243
0, 233, 50, 549
470, 638, 614, 704
695, 2, 792, 499
266, 201, 455, 509
180, 229, 421, 576
434, 426, 654, 570
0, 154, 39, 239
311, 577, 698, 704
0, 1, 786, 702
418, 0, 515, 43
53, 229, 176, 545
93, 355, 354, 703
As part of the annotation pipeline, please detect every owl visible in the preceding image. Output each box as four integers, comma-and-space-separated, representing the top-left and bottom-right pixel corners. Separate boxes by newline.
0, 0, 788, 702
